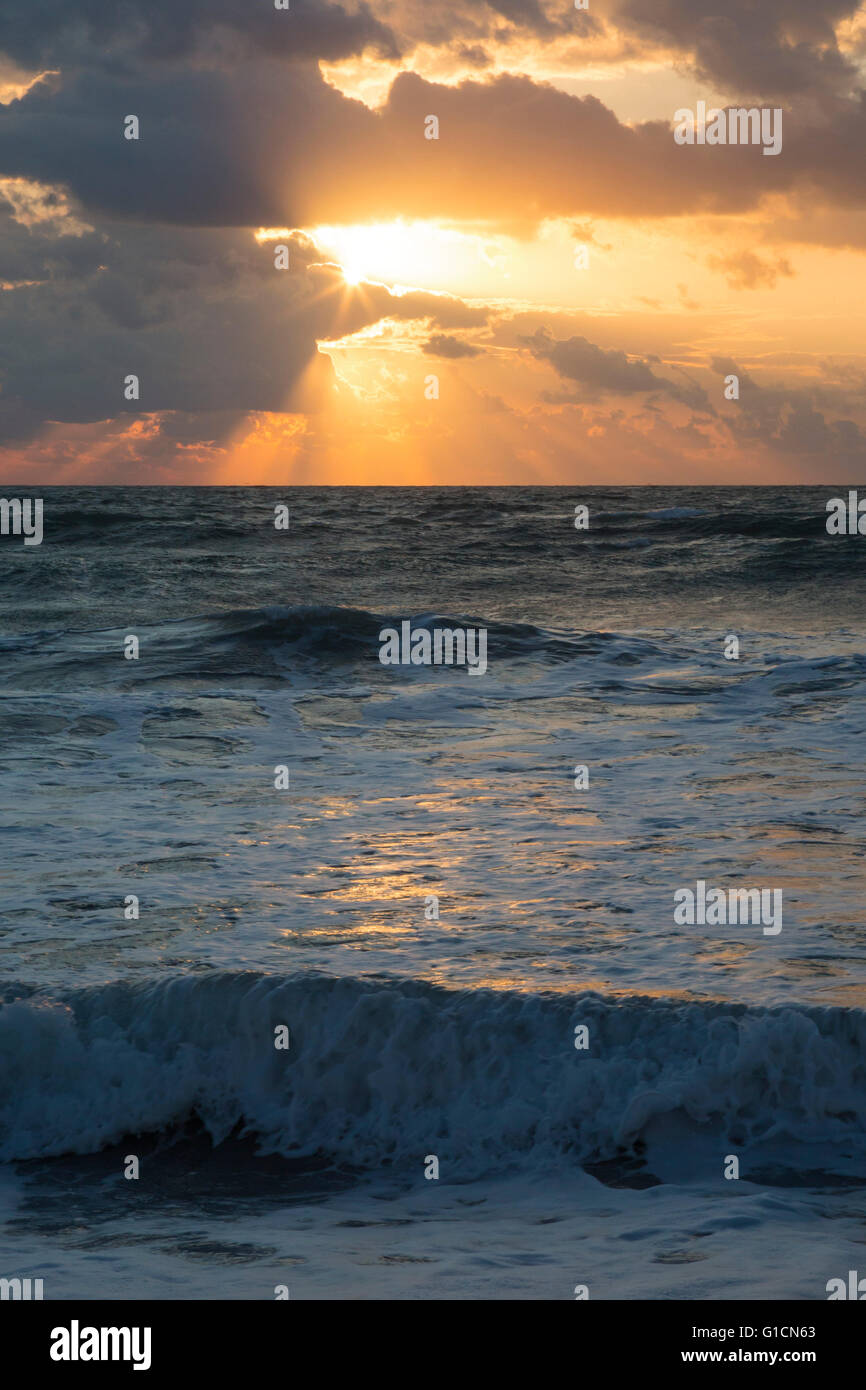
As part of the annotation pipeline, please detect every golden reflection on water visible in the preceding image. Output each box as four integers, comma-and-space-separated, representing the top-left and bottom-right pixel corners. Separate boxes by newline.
278, 923, 415, 939
308, 872, 421, 901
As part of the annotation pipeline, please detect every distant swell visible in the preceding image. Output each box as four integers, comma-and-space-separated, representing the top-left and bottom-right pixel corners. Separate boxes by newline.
43, 497, 839, 545
2, 972, 865, 1170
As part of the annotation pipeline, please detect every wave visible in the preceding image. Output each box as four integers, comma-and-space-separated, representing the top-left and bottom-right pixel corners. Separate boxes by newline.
0, 605, 677, 676
192, 607, 676, 665
2, 972, 865, 1170
35, 491, 845, 546
1, 606, 864, 699
40, 507, 253, 545
597, 511, 829, 540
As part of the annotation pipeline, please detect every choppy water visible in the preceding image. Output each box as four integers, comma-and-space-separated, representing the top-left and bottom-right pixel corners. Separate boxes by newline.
1, 486, 865, 1299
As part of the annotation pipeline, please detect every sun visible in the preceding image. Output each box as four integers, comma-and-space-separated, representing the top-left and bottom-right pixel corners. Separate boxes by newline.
313, 219, 477, 293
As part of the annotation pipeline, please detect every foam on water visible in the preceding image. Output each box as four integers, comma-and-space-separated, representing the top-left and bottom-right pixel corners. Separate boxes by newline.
1, 487, 864, 1297
2, 972, 866, 1168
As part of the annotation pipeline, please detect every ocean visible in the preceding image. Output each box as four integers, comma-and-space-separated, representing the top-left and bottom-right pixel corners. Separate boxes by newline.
1, 485, 865, 1299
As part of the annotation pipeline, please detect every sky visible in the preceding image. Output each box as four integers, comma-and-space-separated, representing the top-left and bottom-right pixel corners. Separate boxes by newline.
1, 0, 866, 484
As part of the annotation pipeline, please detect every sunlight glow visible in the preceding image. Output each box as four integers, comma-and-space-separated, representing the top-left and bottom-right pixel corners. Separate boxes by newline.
312, 219, 490, 293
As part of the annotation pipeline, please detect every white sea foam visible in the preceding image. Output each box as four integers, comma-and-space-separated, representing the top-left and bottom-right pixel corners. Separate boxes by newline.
2, 972, 865, 1167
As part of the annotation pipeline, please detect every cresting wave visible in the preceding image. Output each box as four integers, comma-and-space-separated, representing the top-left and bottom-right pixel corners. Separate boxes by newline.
2, 972, 865, 1169
193, 606, 672, 664
0, 606, 681, 683
1, 606, 864, 697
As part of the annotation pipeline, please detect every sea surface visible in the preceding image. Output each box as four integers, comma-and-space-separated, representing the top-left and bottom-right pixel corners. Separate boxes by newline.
0, 485, 865, 1299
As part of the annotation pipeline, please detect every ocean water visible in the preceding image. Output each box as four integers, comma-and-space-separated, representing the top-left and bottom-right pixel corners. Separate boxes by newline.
1, 485, 865, 1299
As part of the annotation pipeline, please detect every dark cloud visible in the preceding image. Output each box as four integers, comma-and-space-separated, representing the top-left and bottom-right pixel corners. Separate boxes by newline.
775, 401, 863, 456
455, 45, 492, 68
3, 63, 866, 235
350, 283, 488, 329
0, 216, 489, 441
482, 0, 565, 39
0, 62, 374, 227
525, 328, 710, 408
0, 0, 857, 112
612, 0, 861, 101
711, 355, 866, 461
0, 0, 611, 85
527, 328, 660, 392
422, 333, 483, 357
0, 0, 400, 70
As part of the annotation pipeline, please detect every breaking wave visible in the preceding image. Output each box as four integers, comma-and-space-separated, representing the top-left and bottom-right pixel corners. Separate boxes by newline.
2, 971, 865, 1170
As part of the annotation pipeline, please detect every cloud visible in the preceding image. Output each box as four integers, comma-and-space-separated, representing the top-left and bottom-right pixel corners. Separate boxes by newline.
1, 0, 861, 120
527, 328, 660, 392
422, 333, 483, 357
707, 249, 795, 288
676, 283, 700, 312
347, 281, 488, 329
611, 0, 862, 101
0, 214, 489, 441
570, 221, 613, 252
3, 63, 866, 235
1, 0, 863, 484
0, 0, 400, 69
524, 327, 710, 408
455, 45, 492, 69
710, 355, 866, 461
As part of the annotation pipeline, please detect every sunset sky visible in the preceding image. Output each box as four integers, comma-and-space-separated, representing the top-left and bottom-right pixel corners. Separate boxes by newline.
1, 0, 866, 483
